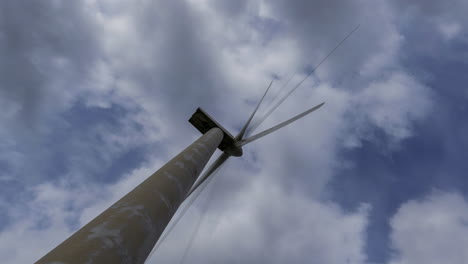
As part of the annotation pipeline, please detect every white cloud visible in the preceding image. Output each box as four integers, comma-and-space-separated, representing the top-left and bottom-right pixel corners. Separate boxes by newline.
438, 22, 462, 41
356, 72, 432, 142
388, 192, 468, 264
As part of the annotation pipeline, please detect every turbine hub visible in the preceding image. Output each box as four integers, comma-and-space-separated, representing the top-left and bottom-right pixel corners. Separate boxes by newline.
224, 144, 243, 157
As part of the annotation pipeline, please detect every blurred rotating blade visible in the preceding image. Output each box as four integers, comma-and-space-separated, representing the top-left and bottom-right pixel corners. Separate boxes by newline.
236, 80, 273, 140
238, 102, 325, 147
147, 153, 229, 259
248, 24, 360, 134
186, 152, 230, 198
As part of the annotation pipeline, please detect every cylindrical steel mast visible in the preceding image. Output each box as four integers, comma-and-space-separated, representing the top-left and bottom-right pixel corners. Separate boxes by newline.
36, 128, 224, 264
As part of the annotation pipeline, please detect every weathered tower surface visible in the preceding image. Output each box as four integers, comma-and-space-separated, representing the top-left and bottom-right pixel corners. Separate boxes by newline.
36, 127, 223, 264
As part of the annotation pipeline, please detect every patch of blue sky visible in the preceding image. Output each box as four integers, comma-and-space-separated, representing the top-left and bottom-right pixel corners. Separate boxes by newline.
249, 15, 284, 46
44, 101, 149, 184
328, 50, 468, 263
0, 99, 154, 233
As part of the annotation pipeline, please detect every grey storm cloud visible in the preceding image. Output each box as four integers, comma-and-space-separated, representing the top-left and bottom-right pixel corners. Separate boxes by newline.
257, 0, 401, 87
393, 0, 468, 18
118, 0, 227, 118
0, 1, 100, 125
0, 1, 108, 187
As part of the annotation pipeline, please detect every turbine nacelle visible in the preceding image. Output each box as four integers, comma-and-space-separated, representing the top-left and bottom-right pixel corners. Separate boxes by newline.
224, 143, 243, 157
188, 107, 243, 157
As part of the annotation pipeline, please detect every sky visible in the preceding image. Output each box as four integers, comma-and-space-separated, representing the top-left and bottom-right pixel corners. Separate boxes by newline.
1, 0, 468, 263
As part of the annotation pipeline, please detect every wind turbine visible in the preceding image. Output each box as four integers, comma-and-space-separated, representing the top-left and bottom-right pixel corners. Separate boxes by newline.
148, 83, 324, 259
35, 25, 358, 264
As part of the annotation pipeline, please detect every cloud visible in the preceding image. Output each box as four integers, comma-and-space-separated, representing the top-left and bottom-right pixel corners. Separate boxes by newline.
0, 1, 100, 124
388, 192, 468, 264
438, 22, 462, 41
351, 72, 432, 145
391, 0, 468, 62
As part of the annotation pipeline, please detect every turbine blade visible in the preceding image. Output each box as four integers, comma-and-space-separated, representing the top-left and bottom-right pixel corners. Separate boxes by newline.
236, 80, 273, 140
247, 73, 295, 136
148, 153, 229, 258
186, 152, 230, 198
237, 102, 325, 147
248, 24, 360, 134
179, 164, 219, 264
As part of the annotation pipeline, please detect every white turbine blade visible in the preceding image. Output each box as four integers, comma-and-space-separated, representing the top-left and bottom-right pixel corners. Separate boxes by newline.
237, 102, 325, 147
179, 161, 220, 264
248, 24, 360, 134
236, 80, 273, 140
148, 174, 213, 259
186, 152, 230, 198
147, 153, 229, 259
247, 73, 295, 136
